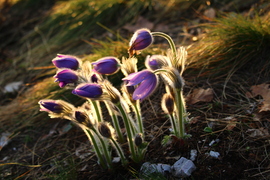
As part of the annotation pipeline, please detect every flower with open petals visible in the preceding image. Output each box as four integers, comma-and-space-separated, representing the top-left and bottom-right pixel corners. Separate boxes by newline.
54, 69, 78, 88
128, 28, 153, 56
52, 54, 80, 70
92, 57, 120, 75
72, 83, 103, 98
123, 70, 158, 101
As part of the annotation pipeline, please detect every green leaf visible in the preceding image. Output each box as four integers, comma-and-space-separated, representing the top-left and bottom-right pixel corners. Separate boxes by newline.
203, 127, 213, 133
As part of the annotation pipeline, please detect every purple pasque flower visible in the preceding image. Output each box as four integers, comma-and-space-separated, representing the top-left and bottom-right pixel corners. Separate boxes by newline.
54, 69, 78, 88
92, 57, 120, 75
72, 83, 103, 98
145, 55, 171, 70
52, 54, 80, 70
39, 100, 63, 113
123, 70, 158, 101
128, 28, 153, 56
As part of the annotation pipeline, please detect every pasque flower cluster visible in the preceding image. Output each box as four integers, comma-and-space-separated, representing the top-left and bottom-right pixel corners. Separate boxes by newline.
39, 28, 189, 169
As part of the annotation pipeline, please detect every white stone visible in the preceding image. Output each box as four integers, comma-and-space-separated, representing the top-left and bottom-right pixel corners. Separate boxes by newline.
4, 81, 23, 93
171, 157, 196, 178
190, 149, 197, 161
209, 151, 220, 159
140, 162, 171, 176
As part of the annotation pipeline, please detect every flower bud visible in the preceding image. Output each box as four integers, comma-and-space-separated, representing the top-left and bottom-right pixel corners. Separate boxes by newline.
102, 79, 121, 104
158, 67, 184, 90
39, 99, 73, 114
128, 28, 153, 56
161, 93, 175, 114
72, 83, 103, 99
74, 110, 88, 123
98, 122, 113, 139
92, 57, 120, 75
74, 110, 93, 127
52, 54, 80, 70
54, 69, 78, 88
134, 133, 143, 147
145, 55, 171, 70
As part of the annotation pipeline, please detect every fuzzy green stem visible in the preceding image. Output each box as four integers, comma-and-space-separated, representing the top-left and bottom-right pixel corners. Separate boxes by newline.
168, 113, 180, 137
174, 89, 185, 138
105, 102, 125, 143
116, 103, 137, 162
111, 114, 125, 143
152, 32, 177, 58
110, 138, 128, 166
91, 127, 112, 169
84, 129, 107, 169
133, 101, 144, 135
91, 100, 103, 122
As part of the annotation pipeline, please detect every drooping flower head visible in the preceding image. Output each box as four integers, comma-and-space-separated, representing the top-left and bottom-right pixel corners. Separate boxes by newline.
102, 79, 121, 104
98, 122, 115, 139
74, 110, 89, 124
145, 55, 171, 70
158, 66, 184, 90
161, 93, 175, 115
54, 69, 78, 88
52, 54, 80, 70
72, 83, 103, 99
128, 28, 153, 56
123, 70, 158, 101
92, 57, 120, 75
39, 99, 74, 115
74, 109, 94, 127
39, 100, 63, 113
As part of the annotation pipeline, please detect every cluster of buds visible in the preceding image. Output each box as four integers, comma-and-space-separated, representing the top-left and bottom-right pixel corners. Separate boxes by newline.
39, 28, 189, 169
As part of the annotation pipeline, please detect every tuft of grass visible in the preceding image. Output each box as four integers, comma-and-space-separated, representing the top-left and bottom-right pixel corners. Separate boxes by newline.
187, 13, 270, 79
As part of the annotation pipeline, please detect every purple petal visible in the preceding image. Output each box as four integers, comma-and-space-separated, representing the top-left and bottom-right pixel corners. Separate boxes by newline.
123, 70, 153, 86
132, 76, 158, 101
52, 55, 79, 70
53, 69, 78, 87
129, 29, 153, 51
39, 100, 62, 113
72, 83, 103, 98
92, 57, 119, 75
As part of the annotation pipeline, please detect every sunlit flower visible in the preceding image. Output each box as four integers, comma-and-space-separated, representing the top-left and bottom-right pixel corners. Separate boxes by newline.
74, 110, 88, 123
128, 28, 153, 56
102, 79, 121, 104
159, 66, 184, 90
123, 70, 158, 101
161, 93, 175, 114
145, 55, 171, 70
98, 122, 115, 139
54, 69, 78, 88
39, 99, 73, 114
92, 57, 120, 75
72, 83, 103, 98
39, 100, 62, 113
52, 54, 80, 70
